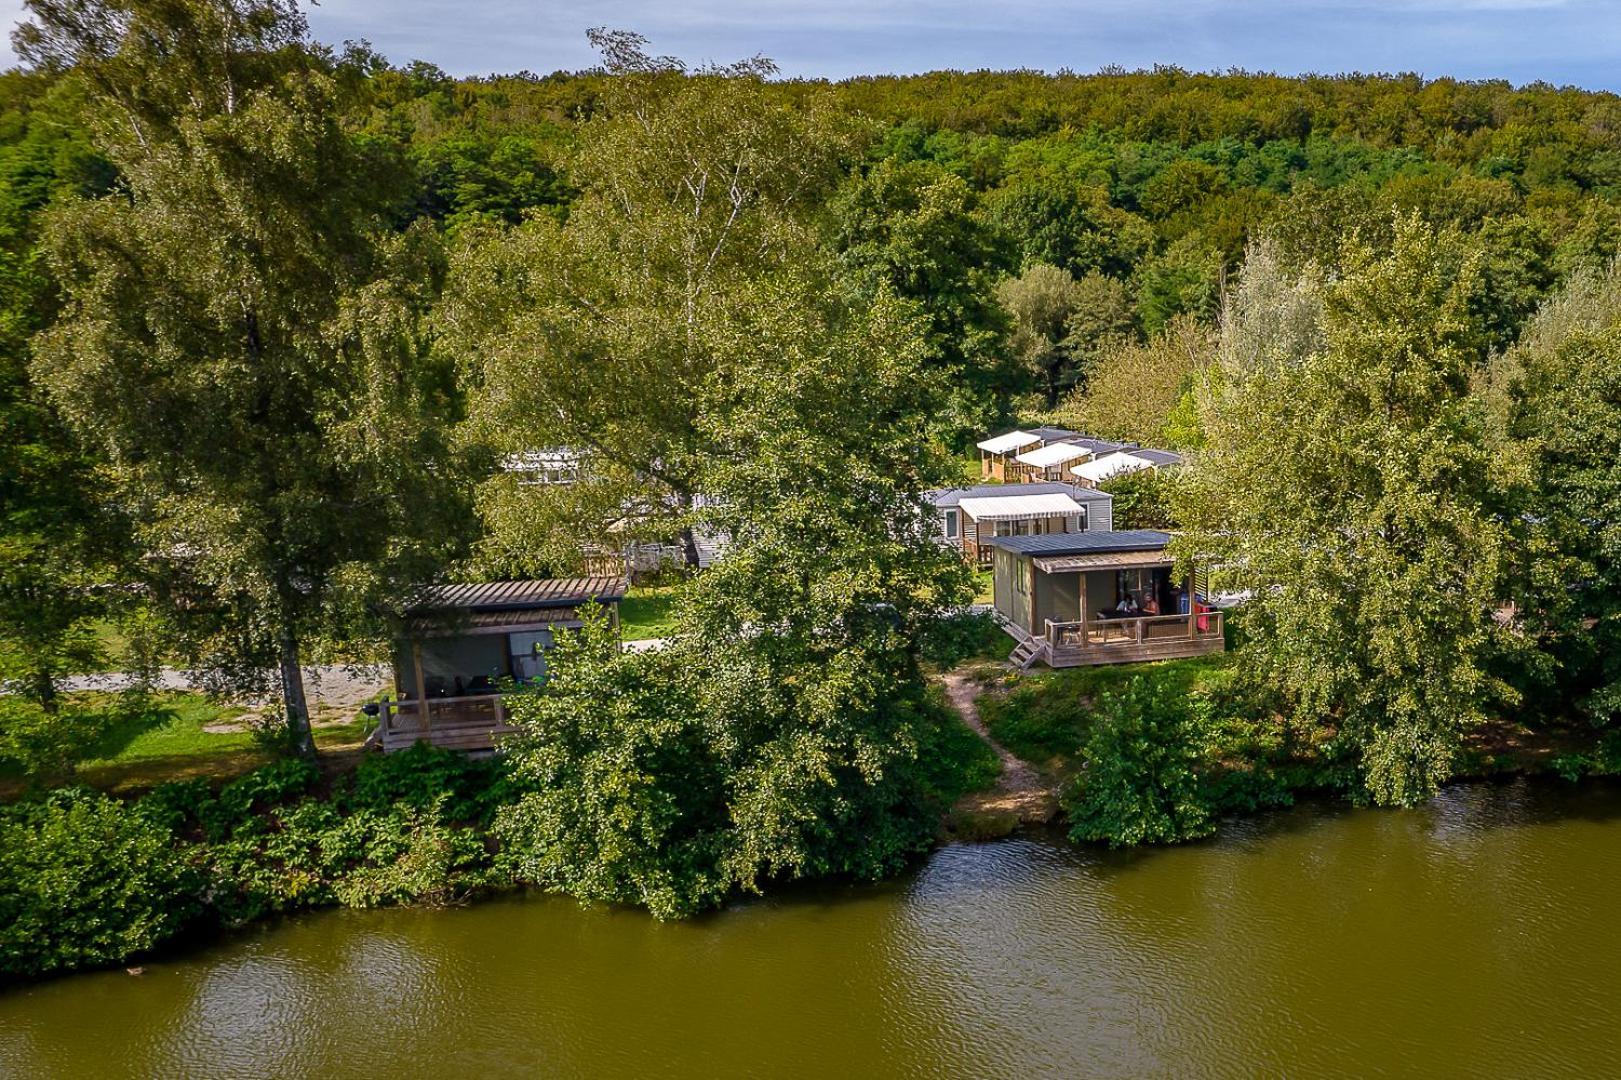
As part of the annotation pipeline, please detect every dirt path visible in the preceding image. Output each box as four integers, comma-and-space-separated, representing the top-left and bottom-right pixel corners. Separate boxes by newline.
942, 670, 1059, 825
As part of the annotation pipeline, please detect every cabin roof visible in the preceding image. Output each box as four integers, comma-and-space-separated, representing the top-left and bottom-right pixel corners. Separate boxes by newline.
1025, 425, 1079, 443
1016, 441, 1096, 467
986, 529, 1172, 556
927, 482, 1112, 509
1132, 448, 1184, 465
976, 430, 1041, 454
409, 577, 627, 614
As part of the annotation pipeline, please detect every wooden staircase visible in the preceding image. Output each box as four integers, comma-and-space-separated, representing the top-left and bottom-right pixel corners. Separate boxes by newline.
1008, 636, 1049, 671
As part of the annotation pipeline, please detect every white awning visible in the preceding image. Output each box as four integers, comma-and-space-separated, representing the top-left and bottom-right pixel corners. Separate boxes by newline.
958, 492, 1085, 522
1015, 442, 1095, 468
976, 430, 1041, 455
1072, 451, 1153, 483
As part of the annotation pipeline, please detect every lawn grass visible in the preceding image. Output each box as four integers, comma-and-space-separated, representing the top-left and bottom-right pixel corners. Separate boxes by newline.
972, 568, 993, 604
620, 585, 681, 641
977, 652, 1234, 767
1, 692, 376, 797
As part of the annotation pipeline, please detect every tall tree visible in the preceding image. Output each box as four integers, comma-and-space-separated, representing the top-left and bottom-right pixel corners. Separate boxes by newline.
0, 72, 125, 719
828, 156, 1015, 436
1487, 265, 1621, 724
21, 0, 469, 756
443, 30, 859, 573
1060, 314, 1214, 447
495, 266, 974, 917
996, 262, 1083, 406
1177, 218, 1521, 805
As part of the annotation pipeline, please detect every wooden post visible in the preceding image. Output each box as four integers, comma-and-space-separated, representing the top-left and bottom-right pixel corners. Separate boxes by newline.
411, 639, 430, 735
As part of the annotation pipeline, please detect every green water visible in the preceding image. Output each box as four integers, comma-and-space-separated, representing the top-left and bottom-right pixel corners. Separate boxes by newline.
5, 778, 1621, 1078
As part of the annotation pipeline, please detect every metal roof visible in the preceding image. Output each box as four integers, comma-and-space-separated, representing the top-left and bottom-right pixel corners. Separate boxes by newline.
985, 530, 1172, 556
958, 492, 1086, 522
1026, 426, 1079, 443
928, 482, 1113, 509
1034, 549, 1175, 573
409, 577, 627, 613
975, 430, 1040, 454
1132, 448, 1184, 465
1016, 442, 1097, 468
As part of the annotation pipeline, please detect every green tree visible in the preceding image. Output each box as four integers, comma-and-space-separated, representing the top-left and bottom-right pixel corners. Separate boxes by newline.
1178, 218, 1519, 805
829, 156, 1015, 436
1488, 265, 1621, 723
985, 179, 1153, 280
996, 262, 1084, 405
1061, 314, 1214, 446
497, 265, 974, 916
22, 0, 470, 757
683, 275, 974, 893
442, 30, 859, 572
1065, 679, 1213, 847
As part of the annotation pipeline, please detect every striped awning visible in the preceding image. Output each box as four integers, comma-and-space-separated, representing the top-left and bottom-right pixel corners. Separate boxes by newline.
958, 492, 1085, 522
1034, 549, 1175, 573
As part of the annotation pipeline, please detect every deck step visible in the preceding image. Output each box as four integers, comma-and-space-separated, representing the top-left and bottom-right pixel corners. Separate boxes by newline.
1008, 637, 1049, 671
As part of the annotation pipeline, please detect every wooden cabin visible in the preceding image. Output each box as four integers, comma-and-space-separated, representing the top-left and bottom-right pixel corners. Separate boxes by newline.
929, 483, 1114, 567
369, 577, 627, 753
975, 430, 1041, 481
987, 531, 1224, 668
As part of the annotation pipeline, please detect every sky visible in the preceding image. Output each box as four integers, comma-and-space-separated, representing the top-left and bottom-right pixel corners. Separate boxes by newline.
1, 0, 1619, 90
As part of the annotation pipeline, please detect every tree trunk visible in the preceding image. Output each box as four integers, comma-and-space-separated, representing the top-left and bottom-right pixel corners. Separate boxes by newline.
680, 524, 702, 569
278, 633, 317, 759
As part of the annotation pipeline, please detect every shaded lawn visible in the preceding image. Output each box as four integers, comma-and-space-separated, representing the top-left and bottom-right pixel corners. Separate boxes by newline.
620, 586, 681, 641
977, 653, 1234, 767
972, 568, 993, 604
3, 693, 373, 797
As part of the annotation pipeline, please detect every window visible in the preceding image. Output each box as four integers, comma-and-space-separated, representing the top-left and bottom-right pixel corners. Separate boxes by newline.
1016, 559, 1032, 597
1075, 507, 1088, 532
944, 509, 959, 539
508, 629, 555, 684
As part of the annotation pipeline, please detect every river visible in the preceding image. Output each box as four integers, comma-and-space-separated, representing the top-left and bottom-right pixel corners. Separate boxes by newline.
4, 777, 1620, 1078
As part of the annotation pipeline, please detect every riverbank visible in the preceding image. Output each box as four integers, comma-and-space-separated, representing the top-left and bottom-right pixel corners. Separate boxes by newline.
10, 777, 1621, 1078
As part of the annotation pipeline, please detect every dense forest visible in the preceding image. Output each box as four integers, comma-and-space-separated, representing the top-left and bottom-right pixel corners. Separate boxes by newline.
8, 0, 1621, 976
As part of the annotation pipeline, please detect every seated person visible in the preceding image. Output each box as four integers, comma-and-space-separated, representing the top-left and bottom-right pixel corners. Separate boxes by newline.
1118, 594, 1140, 615
1142, 594, 1160, 616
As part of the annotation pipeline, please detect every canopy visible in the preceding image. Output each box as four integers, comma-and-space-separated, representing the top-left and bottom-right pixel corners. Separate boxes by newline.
976, 430, 1040, 455
958, 492, 1085, 523
1034, 549, 1174, 573
1072, 451, 1153, 483
1015, 442, 1095, 468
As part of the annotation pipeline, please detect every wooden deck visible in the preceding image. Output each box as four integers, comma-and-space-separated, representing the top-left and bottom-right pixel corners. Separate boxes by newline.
1014, 611, 1225, 668
369, 694, 521, 753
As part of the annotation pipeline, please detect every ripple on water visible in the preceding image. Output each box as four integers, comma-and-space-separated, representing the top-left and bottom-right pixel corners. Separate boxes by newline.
5, 781, 1621, 1079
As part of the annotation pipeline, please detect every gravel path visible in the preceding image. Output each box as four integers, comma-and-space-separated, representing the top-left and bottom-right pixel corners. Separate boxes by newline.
942, 669, 1059, 824
60, 665, 390, 716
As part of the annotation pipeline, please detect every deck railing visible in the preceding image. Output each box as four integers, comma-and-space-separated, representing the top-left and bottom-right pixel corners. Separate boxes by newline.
1040, 610, 1225, 663
372, 693, 520, 753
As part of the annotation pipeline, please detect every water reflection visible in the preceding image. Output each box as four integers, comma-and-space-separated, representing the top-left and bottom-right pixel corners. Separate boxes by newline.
5, 778, 1621, 1078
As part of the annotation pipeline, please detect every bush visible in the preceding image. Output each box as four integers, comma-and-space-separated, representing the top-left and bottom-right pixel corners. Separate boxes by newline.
1065, 678, 1215, 847
0, 789, 201, 978
919, 610, 1007, 667
344, 741, 520, 825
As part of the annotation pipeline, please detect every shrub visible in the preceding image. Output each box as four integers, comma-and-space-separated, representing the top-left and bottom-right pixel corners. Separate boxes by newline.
344, 742, 519, 825
919, 610, 1007, 667
0, 789, 201, 978
1065, 678, 1215, 847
